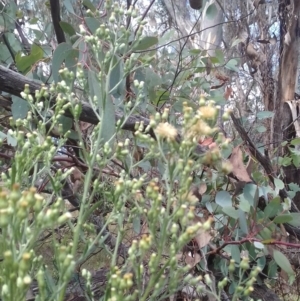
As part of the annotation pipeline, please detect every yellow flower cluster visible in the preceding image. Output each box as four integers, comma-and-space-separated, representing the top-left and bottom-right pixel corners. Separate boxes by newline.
198, 105, 217, 119
155, 122, 178, 141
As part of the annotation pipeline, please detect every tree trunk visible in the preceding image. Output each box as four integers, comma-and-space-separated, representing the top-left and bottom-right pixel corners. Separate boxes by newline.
276, 1, 300, 209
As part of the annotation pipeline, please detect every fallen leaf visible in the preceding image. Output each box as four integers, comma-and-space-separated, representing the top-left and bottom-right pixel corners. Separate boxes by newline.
184, 252, 201, 268
224, 86, 233, 100
229, 146, 252, 182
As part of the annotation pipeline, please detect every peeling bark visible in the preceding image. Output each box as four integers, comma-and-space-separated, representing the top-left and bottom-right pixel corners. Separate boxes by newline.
276, 1, 300, 209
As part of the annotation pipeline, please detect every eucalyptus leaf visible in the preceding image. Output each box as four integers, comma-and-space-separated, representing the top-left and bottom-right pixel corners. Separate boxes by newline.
238, 209, 248, 234
52, 42, 78, 83
205, 3, 218, 19
133, 216, 141, 234
225, 59, 239, 72
63, 0, 75, 13
56, 116, 73, 133
256, 111, 274, 119
7, 133, 17, 147
89, 70, 115, 144
15, 44, 44, 73
291, 137, 300, 146
215, 191, 231, 207
286, 213, 300, 227
273, 214, 293, 224
264, 197, 281, 218
243, 184, 258, 207
231, 245, 240, 263
59, 21, 76, 37
214, 49, 224, 64
132, 36, 158, 51
274, 178, 284, 190
273, 250, 295, 283
85, 17, 101, 34
222, 206, 239, 219
11, 96, 29, 120
254, 241, 264, 249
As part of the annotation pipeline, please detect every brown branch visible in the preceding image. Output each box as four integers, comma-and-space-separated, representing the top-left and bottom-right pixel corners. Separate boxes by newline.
0, 65, 208, 156
50, 0, 66, 44
230, 112, 300, 240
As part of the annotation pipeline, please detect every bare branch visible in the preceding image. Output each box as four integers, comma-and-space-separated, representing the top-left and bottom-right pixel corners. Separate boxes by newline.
50, 0, 66, 44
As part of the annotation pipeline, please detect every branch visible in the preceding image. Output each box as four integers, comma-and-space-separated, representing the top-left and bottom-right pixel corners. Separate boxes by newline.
0, 65, 207, 156
230, 112, 300, 240
50, 0, 66, 44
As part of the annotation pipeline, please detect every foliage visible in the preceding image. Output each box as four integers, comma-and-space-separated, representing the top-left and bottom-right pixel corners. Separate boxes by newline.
0, 0, 300, 301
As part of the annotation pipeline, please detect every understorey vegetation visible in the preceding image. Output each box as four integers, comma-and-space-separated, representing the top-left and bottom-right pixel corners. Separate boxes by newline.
0, 0, 300, 301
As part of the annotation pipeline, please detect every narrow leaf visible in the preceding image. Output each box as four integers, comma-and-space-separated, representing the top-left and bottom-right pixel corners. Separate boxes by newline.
273, 214, 293, 224
132, 36, 158, 51
273, 250, 295, 283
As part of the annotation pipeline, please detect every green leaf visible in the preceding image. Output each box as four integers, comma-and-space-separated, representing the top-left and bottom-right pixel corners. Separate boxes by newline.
256, 111, 274, 119
231, 38, 242, 47
238, 209, 248, 234
29, 17, 39, 25
132, 36, 158, 51
15, 44, 44, 73
289, 183, 300, 193
56, 116, 73, 133
109, 57, 125, 96
264, 197, 281, 218
254, 241, 264, 249
0, 43, 14, 64
52, 43, 71, 82
59, 21, 76, 37
292, 154, 300, 168
259, 227, 272, 240
52, 42, 78, 83
82, 0, 96, 12
214, 49, 224, 64
286, 213, 300, 227
291, 137, 300, 146
215, 191, 231, 207
273, 250, 295, 284
257, 256, 266, 270
189, 49, 204, 55
231, 245, 240, 263
225, 59, 239, 72
145, 67, 163, 88
63, 0, 75, 14
273, 214, 293, 224
85, 17, 101, 34
274, 178, 284, 190
158, 29, 175, 46
279, 156, 292, 167
206, 3, 218, 19
238, 197, 251, 212
7, 133, 17, 147
243, 184, 258, 207
6, 32, 22, 53
68, 129, 79, 140
256, 125, 266, 133
0, 131, 6, 139
133, 216, 141, 234
88, 70, 115, 144
11, 96, 29, 120
222, 206, 239, 219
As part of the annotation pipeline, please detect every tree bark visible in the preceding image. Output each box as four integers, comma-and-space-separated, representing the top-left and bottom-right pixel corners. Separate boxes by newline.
276, 1, 300, 209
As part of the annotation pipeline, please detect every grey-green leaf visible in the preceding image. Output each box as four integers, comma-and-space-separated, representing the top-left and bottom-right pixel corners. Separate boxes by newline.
11, 96, 29, 120
132, 36, 158, 51
215, 191, 231, 207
